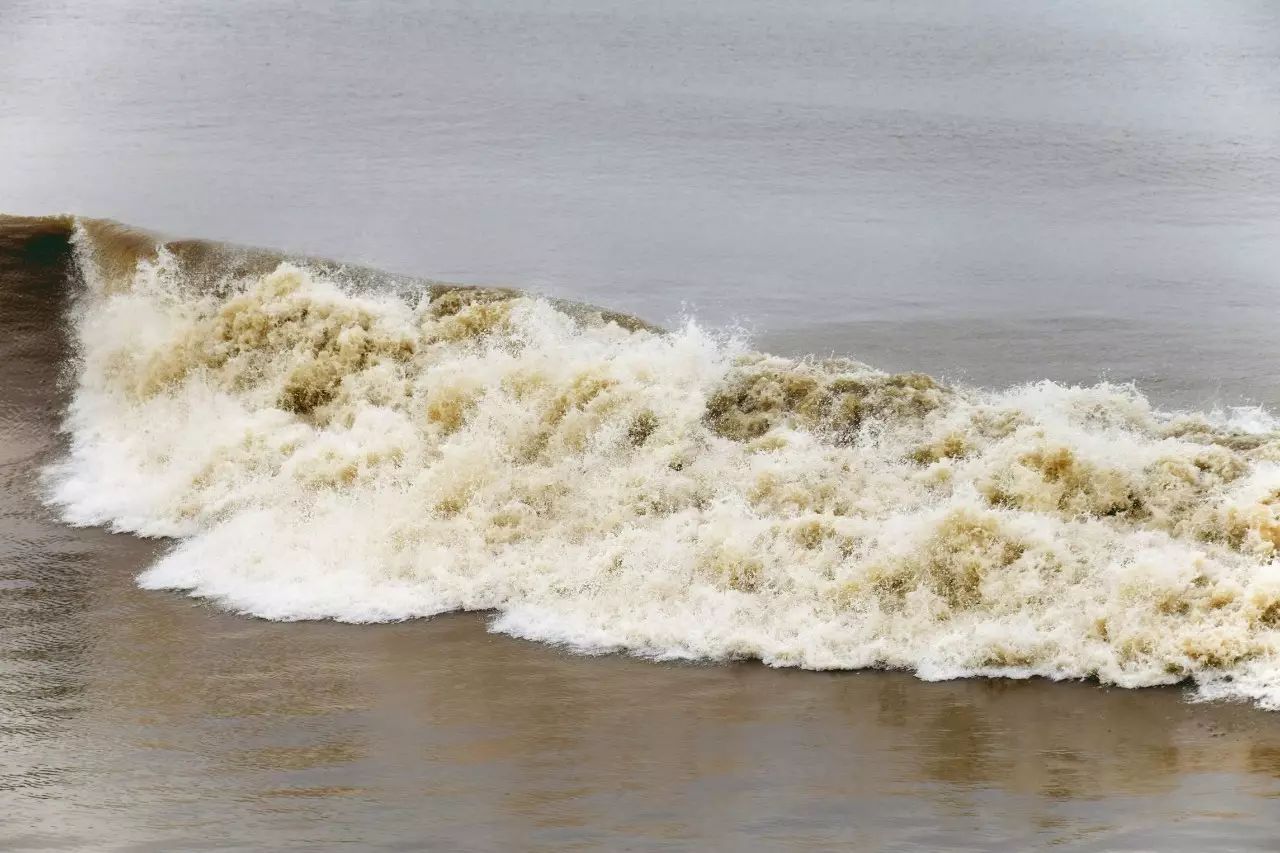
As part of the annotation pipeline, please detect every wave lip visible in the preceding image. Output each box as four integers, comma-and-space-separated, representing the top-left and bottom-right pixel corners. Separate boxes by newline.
22, 214, 1280, 708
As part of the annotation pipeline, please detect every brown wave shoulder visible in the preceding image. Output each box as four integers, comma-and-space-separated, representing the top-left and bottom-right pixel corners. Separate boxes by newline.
0, 214, 77, 291
0, 213, 660, 334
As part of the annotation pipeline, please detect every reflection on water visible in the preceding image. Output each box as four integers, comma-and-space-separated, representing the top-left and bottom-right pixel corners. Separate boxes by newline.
7, 595, 1280, 849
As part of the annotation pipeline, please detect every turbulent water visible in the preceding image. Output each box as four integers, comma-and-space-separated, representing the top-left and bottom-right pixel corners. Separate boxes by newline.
19, 214, 1277, 710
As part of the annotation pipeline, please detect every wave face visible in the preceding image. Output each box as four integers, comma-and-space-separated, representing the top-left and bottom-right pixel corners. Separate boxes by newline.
37, 217, 1280, 708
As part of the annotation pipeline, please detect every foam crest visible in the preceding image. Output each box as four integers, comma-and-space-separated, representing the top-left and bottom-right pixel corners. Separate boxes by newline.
47, 222, 1280, 707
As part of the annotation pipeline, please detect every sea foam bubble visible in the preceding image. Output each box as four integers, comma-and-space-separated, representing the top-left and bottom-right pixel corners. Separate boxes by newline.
46, 221, 1280, 708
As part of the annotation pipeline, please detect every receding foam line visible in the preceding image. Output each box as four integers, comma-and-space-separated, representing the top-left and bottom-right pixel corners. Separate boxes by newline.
35, 216, 1280, 709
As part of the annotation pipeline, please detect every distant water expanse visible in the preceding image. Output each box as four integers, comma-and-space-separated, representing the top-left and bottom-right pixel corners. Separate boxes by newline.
5, 2, 1280, 849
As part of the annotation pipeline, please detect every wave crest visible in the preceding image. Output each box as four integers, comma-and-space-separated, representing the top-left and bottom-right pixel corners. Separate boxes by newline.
41, 217, 1280, 708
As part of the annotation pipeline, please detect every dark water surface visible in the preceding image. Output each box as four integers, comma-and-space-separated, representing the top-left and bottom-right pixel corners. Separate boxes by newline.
5, 1, 1280, 849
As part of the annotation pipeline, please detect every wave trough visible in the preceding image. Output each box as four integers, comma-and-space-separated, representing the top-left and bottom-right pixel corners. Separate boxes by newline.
38, 217, 1280, 708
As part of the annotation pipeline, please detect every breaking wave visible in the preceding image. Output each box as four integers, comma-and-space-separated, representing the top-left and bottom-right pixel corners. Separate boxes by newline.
37, 217, 1280, 708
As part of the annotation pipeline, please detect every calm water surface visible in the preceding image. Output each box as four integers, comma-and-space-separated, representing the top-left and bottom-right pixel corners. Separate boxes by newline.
4, 1, 1280, 849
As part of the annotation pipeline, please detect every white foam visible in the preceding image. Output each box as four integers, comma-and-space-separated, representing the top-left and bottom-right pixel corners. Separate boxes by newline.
45, 232, 1280, 708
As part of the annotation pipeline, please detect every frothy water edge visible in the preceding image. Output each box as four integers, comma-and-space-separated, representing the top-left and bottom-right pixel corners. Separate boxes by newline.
20, 214, 1280, 709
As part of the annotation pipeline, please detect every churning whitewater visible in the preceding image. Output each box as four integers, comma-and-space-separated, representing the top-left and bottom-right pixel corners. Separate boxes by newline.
46, 220, 1280, 707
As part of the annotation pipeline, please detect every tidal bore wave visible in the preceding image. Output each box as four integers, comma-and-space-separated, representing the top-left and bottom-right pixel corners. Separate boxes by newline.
9, 215, 1280, 707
